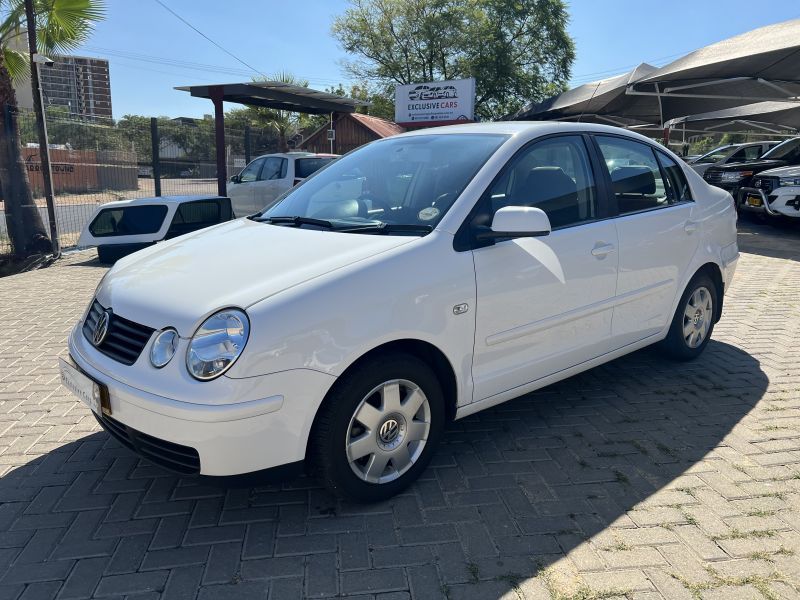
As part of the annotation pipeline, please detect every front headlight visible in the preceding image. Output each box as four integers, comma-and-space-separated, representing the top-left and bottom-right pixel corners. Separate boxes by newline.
186, 309, 250, 381
778, 177, 800, 187
720, 170, 753, 182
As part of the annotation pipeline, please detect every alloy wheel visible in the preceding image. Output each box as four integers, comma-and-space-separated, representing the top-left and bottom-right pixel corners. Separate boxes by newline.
682, 286, 713, 348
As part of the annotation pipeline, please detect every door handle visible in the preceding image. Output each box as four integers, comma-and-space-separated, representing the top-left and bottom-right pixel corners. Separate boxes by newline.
684, 220, 698, 234
591, 242, 616, 258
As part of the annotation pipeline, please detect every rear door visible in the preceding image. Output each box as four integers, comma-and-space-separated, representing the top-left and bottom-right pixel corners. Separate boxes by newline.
593, 135, 700, 347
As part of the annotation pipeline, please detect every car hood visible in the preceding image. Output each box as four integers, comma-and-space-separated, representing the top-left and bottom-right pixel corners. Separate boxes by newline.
707, 159, 787, 173
756, 164, 800, 178
97, 218, 418, 335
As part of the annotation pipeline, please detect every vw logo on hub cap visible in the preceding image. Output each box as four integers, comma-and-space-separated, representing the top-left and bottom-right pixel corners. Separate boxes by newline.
379, 419, 399, 444
93, 310, 110, 346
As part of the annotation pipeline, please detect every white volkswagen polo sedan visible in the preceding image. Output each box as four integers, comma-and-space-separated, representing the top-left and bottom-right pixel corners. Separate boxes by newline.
62, 123, 738, 501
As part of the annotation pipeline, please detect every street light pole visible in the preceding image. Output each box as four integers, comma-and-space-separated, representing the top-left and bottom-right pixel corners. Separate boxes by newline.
24, 0, 60, 257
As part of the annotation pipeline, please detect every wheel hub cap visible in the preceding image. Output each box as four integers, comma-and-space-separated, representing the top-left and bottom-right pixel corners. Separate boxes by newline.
345, 379, 431, 484
682, 286, 713, 349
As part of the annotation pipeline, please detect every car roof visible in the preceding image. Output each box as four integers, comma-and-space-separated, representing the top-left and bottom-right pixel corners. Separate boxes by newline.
253, 152, 339, 160
93, 195, 227, 209
393, 121, 664, 144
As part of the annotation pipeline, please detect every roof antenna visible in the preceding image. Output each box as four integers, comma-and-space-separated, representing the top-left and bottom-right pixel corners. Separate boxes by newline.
577, 81, 602, 123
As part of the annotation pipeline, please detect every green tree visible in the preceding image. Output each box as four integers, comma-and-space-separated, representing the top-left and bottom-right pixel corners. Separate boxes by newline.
332, 0, 574, 121
0, 0, 105, 256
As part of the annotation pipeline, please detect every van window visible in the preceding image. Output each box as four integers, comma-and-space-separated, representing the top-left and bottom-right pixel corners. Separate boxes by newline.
295, 157, 335, 179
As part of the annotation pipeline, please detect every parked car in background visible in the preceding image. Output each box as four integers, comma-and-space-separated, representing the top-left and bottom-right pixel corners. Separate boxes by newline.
62, 122, 737, 501
703, 137, 800, 206
738, 164, 800, 222
227, 152, 337, 217
77, 195, 233, 263
689, 141, 778, 176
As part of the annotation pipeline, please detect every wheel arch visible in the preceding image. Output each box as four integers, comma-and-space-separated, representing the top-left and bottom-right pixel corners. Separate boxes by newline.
694, 262, 724, 323
305, 338, 459, 459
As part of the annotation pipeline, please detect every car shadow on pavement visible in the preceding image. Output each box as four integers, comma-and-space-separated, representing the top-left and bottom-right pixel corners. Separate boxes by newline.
0, 339, 768, 599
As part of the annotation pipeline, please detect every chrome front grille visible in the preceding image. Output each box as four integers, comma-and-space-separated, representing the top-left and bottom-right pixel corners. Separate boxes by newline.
703, 170, 724, 185
82, 300, 154, 366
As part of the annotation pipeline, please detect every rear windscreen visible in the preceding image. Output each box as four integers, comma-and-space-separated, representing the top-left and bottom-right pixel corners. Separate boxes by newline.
295, 157, 335, 179
89, 205, 168, 237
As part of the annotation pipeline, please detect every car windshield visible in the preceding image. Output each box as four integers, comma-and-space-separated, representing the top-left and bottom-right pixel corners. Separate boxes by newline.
695, 146, 733, 164
261, 133, 508, 232
761, 138, 800, 161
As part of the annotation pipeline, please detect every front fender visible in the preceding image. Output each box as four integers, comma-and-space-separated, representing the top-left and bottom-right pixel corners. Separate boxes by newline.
226, 232, 477, 407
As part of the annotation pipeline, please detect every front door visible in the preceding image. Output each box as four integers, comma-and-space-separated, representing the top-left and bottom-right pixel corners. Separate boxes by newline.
471, 135, 619, 402
249, 157, 288, 213
229, 157, 265, 217
593, 135, 701, 346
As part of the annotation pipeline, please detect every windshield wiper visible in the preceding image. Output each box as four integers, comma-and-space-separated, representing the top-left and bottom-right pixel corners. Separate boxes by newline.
337, 223, 433, 235
251, 215, 335, 229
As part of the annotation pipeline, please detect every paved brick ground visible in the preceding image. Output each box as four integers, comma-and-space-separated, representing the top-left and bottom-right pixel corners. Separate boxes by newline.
0, 220, 798, 600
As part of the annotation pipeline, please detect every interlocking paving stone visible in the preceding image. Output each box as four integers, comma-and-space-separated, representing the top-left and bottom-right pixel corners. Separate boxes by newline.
0, 221, 798, 598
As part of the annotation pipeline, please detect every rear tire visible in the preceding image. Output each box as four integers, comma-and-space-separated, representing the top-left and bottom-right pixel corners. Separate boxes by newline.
311, 352, 445, 502
660, 273, 718, 361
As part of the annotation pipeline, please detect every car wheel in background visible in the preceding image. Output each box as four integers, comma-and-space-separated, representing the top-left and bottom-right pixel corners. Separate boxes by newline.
660, 273, 718, 361
311, 352, 445, 502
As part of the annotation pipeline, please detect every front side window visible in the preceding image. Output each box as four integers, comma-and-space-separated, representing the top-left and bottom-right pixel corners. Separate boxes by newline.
89, 205, 168, 237
263, 134, 508, 231
483, 135, 598, 229
238, 158, 264, 183
259, 157, 286, 181
596, 136, 672, 215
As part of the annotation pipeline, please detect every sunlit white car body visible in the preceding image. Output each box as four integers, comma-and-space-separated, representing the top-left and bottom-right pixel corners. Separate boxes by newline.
66, 122, 738, 478
739, 165, 800, 219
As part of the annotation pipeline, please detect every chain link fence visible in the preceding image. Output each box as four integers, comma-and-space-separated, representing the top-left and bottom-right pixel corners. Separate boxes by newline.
1, 107, 281, 256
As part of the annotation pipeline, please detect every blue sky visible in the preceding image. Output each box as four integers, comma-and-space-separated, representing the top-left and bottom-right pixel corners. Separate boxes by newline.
74, 0, 800, 119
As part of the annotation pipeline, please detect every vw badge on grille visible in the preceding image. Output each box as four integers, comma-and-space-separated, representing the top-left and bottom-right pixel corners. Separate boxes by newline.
93, 310, 110, 346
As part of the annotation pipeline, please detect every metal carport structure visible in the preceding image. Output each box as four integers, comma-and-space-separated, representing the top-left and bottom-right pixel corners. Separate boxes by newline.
664, 101, 800, 135
176, 81, 366, 196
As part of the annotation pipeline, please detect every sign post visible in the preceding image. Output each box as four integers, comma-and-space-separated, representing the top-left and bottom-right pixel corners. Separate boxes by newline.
394, 78, 476, 128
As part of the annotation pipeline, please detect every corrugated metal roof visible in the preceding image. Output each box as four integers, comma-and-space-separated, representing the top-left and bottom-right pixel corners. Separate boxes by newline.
349, 113, 405, 138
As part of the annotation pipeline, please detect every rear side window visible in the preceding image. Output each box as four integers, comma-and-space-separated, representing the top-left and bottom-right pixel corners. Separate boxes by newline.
295, 157, 334, 179
596, 136, 673, 216
656, 151, 693, 203
89, 205, 168, 237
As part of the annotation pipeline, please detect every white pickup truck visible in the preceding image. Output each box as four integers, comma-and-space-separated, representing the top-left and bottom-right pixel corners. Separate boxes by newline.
227, 152, 337, 217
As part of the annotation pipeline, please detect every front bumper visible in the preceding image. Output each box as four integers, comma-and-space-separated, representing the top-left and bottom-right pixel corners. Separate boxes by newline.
68, 326, 336, 476
736, 187, 800, 219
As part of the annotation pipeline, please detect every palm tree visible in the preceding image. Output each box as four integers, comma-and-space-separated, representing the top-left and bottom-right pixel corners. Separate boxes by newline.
250, 72, 323, 152
0, 0, 105, 256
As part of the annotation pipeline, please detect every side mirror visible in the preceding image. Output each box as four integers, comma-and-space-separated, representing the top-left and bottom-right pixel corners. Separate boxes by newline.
230, 174, 241, 184
476, 206, 551, 241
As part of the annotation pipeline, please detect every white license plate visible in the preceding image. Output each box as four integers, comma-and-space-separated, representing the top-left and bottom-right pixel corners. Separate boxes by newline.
59, 358, 108, 415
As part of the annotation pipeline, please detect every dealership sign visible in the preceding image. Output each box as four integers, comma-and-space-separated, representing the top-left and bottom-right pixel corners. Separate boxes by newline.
394, 78, 475, 126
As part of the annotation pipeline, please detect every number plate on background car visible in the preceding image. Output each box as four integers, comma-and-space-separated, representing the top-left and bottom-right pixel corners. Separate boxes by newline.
746, 195, 763, 207
59, 358, 111, 415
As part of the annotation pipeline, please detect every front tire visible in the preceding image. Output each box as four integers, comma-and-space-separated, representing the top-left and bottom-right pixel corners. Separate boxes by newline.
660, 273, 718, 361
311, 353, 445, 502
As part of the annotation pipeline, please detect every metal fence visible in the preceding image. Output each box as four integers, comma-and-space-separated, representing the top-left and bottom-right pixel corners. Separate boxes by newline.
0, 106, 281, 256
